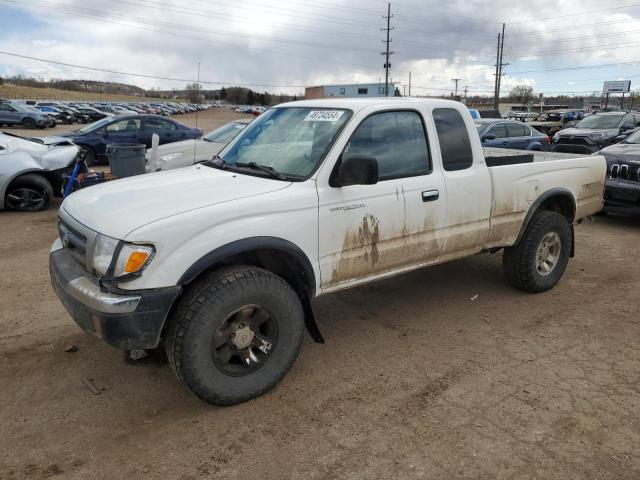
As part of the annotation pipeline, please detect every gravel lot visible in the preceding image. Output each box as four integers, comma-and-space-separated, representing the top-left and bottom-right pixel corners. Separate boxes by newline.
1, 108, 639, 479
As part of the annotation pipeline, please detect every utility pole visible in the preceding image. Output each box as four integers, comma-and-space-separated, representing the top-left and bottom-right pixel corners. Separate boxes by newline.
451, 78, 461, 97
464, 85, 468, 101
493, 33, 501, 110
493, 23, 508, 111
408, 71, 412, 97
381, 3, 394, 97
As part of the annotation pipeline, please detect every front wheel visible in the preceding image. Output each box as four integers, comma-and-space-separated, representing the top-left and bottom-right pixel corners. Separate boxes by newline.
503, 211, 572, 292
5, 174, 53, 212
165, 266, 305, 405
22, 117, 37, 129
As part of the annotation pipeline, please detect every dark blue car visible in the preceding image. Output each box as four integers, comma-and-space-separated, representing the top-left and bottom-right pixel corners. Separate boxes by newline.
476, 119, 550, 151
60, 114, 203, 165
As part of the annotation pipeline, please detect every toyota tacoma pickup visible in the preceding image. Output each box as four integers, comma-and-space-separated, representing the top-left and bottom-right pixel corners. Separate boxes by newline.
49, 98, 606, 405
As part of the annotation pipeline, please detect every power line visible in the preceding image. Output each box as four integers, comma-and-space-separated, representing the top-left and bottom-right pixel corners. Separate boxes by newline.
0, 50, 308, 89
505, 3, 640, 24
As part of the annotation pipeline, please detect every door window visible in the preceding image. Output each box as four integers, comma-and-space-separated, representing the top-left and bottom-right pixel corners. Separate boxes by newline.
341, 110, 430, 181
106, 118, 141, 132
145, 118, 177, 131
433, 108, 473, 171
621, 116, 635, 129
507, 123, 527, 137
0, 104, 15, 112
487, 124, 507, 138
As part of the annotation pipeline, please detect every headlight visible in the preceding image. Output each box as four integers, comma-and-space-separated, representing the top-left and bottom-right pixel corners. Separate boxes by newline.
92, 234, 154, 278
552, 132, 560, 142
92, 234, 119, 275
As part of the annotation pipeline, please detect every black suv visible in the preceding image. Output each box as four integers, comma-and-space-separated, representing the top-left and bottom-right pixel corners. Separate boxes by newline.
596, 128, 640, 215
551, 112, 640, 154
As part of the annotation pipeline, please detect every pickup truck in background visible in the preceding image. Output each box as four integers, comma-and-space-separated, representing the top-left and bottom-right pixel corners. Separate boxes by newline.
49, 98, 606, 405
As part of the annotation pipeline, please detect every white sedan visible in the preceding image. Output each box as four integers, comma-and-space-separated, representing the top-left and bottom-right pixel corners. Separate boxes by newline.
146, 120, 250, 172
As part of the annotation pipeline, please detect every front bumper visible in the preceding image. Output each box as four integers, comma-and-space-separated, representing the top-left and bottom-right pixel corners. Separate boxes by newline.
603, 180, 640, 215
49, 246, 181, 350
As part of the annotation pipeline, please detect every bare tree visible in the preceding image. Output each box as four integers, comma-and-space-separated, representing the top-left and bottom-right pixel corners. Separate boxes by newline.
509, 85, 534, 105
185, 82, 203, 103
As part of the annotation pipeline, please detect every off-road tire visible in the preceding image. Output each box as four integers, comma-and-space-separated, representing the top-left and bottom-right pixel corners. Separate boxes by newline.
5, 174, 53, 212
503, 211, 572, 293
165, 266, 305, 405
22, 117, 37, 129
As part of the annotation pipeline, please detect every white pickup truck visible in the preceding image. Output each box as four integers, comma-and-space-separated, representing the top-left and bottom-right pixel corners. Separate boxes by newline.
49, 98, 606, 405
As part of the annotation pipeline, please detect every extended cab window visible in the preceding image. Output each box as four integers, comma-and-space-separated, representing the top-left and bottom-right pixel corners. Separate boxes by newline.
433, 108, 473, 171
342, 111, 430, 181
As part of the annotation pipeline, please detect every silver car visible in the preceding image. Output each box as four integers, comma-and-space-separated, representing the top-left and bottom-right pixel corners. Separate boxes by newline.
0, 132, 79, 211
146, 120, 250, 172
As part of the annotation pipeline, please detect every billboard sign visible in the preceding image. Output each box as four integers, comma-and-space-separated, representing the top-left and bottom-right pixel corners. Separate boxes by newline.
603, 80, 631, 93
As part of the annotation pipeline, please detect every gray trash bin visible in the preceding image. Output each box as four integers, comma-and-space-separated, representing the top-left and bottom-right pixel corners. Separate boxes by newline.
106, 143, 146, 178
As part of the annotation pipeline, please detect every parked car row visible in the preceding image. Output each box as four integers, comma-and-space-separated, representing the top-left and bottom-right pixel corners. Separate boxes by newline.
0, 98, 211, 129
59, 114, 204, 165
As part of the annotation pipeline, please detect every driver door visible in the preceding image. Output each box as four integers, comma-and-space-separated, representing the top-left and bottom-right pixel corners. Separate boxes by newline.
317, 109, 446, 291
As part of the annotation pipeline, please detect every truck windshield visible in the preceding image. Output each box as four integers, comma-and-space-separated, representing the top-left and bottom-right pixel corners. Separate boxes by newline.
575, 115, 624, 129
217, 107, 351, 178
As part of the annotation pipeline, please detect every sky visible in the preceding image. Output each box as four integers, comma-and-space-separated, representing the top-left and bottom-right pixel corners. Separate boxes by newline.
1, 0, 640, 97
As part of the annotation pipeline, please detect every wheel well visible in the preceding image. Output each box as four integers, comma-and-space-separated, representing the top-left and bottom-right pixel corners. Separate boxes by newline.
538, 194, 575, 223
183, 247, 315, 300
6, 171, 55, 193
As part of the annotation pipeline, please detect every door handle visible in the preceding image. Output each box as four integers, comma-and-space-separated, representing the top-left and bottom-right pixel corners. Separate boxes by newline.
422, 190, 439, 202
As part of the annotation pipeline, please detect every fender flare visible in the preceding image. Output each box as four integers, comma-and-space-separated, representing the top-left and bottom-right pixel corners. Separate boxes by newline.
178, 236, 316, 292
177, 237, 324, 343
514, 188, 576, 245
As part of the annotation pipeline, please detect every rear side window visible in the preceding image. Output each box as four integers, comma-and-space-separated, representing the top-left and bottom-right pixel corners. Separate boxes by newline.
432, 108, 473, 171
145, 118, 177, 131
342, 110, 430, 181
507, 123, 527, 137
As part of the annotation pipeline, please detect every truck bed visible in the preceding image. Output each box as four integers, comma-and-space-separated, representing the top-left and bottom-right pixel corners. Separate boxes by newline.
483, 147, 585, 167
483, 148, 606, 249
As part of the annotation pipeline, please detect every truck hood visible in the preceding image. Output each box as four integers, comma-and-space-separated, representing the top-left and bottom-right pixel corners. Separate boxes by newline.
62, 165, 292, 239
557, 127, 619, 138
597, 142, 640, 163
529, 121, 559, 127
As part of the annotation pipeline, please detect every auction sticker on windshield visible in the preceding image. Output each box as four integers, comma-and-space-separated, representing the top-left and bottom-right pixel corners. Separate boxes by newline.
304, 110, 345, 122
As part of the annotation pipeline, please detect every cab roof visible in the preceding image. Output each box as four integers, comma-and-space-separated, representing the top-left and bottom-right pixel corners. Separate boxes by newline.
275, 97, 464, 114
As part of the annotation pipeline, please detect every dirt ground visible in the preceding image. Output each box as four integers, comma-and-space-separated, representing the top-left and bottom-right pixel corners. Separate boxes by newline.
1, 109, 640, 479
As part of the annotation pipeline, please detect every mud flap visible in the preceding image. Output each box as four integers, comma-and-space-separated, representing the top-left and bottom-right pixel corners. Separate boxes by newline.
302, 289, 324, 344
570, 224, 575, 258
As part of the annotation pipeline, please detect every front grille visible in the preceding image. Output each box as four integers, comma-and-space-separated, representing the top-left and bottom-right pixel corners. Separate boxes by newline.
58, 218, 87, 266
608, 162, 640, 182
557, 136, 591, 146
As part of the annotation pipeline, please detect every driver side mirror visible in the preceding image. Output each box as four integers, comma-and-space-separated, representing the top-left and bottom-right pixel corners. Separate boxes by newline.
482, 133, 496, 141
335, 155, 378, 186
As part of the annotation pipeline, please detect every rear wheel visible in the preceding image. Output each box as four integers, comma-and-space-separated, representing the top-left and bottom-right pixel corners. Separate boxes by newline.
165, 266, 305, 405
5, 174, 53, 212
503, 211, 572, 292
22, 117, 37, 129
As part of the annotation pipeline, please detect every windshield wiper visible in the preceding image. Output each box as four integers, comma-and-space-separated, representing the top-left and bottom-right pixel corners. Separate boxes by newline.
235, 162, 288, 180
203, 154, 229, 169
